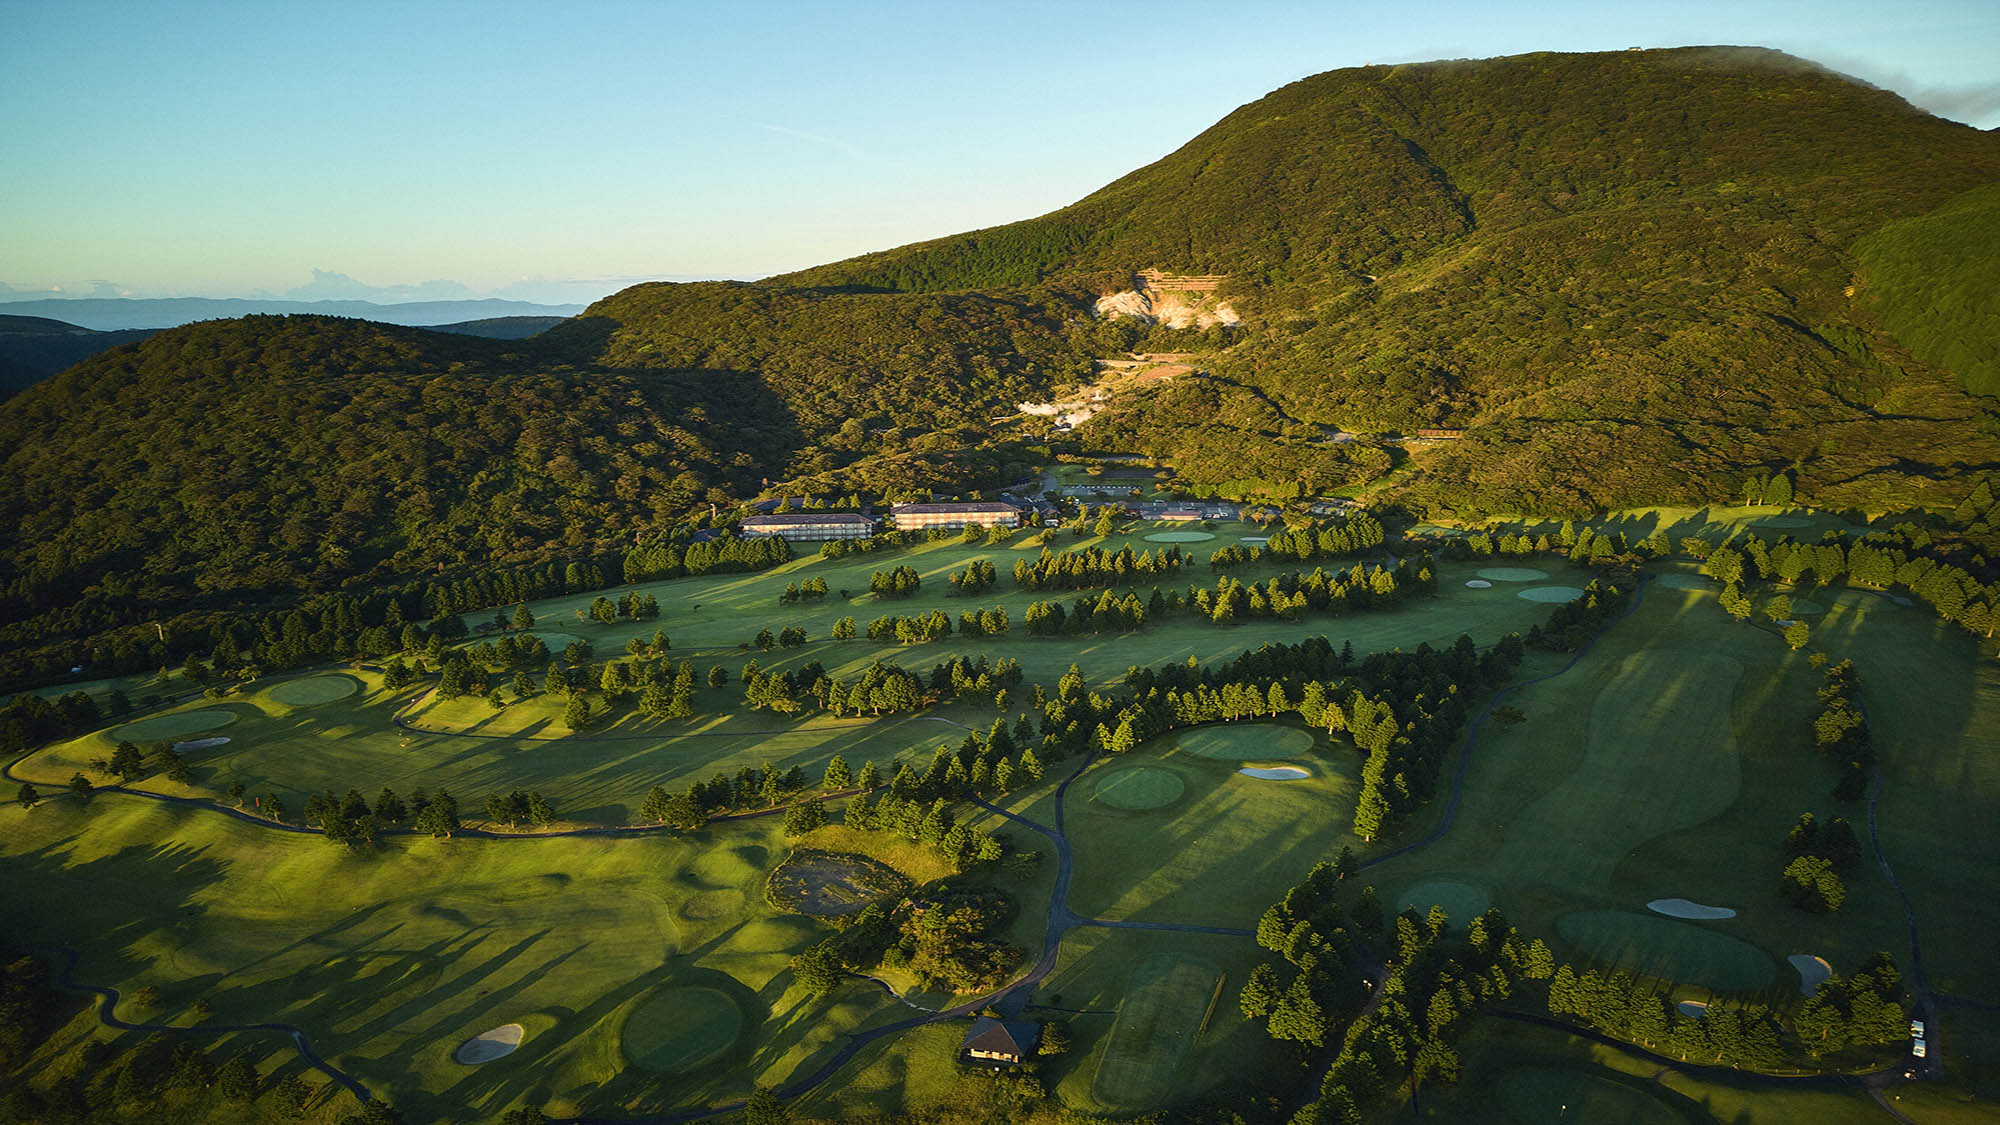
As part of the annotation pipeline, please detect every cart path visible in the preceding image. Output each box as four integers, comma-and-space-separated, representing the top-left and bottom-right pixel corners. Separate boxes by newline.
17, 942, 372, 1104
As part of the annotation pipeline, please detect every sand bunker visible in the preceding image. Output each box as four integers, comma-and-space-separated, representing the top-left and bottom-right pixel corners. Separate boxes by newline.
172, 736, 231, 751
1464, 579, 1494, 589
115, 708, 238, 741
1789, 954, 1833, 996
1476, 566, 1549, 582
455, 1023, 525, 1064
1144, 530, 1216, 543
1518, 585, 1588, 603
1648, 898, 1737, 920
1676, 1000, 1709, 1018
1238, 536, 1268, 545
1238, 765, 1309, 780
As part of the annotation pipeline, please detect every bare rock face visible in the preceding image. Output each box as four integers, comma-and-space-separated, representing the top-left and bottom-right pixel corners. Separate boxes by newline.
1093, 273, 1241, 328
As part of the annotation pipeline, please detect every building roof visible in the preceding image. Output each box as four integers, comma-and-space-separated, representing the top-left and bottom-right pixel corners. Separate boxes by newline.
961, 1017, 1039, 1058
740, 512, 875, 527
890, 501, 1022, 516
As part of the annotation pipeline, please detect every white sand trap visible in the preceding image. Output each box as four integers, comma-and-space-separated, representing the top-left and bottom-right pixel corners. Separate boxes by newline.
172, 736, 231, 751
1648, 898, 1736, 920
455, 1023, 525, 1064
1465, 579, 1494, 589
1789, 954, 1833, 996
1677, 1000, 1709, 1018
1891, 595, 1914, 606
1238, 537, 1269, 546
1239, 766, 1310, 780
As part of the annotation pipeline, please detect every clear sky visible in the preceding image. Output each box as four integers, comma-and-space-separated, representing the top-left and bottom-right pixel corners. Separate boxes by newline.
3, 0, 1997, 303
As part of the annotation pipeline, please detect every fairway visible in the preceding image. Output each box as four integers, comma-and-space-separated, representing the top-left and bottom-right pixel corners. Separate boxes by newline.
1172, 723, 1314, 760
1517, 584, 1587, 602
1143, 530, 1216, 543
1489, 648, 1744, 890
622, 987, 745, 1073
1654, 571, 1712, 590
113, 707, 238, 740
1496, 1065, 1685, 1125
268, 673, 361, 706
1092, 765, 1186, 810
1556, 910, 1775, 991
1090, 953, 1221, 1112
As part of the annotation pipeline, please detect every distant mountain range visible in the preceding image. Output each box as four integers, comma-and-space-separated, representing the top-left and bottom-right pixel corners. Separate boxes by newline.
0, 296, 585, 332
0, 311, 574, 397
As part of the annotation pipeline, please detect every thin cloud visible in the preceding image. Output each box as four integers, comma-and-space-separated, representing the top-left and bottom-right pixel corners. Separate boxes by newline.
753, 121, 866, 159
1808, 52, 2000, 129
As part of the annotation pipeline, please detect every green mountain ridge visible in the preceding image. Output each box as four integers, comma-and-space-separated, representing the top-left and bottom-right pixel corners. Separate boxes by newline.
2, 45, 1997, 674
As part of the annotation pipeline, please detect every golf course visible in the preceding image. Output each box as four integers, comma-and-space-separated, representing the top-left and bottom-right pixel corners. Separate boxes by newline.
3, 509, 1994, 1123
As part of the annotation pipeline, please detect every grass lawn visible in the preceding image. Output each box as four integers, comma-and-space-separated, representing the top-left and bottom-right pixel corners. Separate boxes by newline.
0, 794, 894, 1123
1066, 725, 1362, 926
1032, 927, 1273, 1115
1405, 1018, 1896, 1123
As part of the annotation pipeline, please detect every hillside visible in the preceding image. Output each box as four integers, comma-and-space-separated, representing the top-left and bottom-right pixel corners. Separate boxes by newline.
0, 316, 158, 397
3, 45, 1999, 674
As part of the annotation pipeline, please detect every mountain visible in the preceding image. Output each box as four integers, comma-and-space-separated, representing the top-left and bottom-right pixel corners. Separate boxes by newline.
421, 315, 572, 340
0, 316, 159, 397
0, 297, 586, 332
3, 45, 1999, 677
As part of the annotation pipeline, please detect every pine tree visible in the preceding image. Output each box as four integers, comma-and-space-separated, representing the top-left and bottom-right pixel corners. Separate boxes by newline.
823, 755, 852, 790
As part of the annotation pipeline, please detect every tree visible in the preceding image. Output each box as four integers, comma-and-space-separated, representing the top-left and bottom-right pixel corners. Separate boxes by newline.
708, 664, 728, 688
527, 791, 555, 828
500, 1109, 549, 1125
513, 604, 535, 631
1038, 1020, 1072, 1056
214, 1053, 259, 1102
791, 941, 844, 997
414, 792, 460, 838
742, 1087, 789, 1125
755, 628, 775, 651
15, 782, 38, 809
823, 755, 852, 790
68, 773, 92, 799
1783, 855, 1846, 912
1239, 962, 1281, 1019
1784, 620, 1811, 650
832, 616, 856, 641
271, 1074, 312, 1117
563, 695, 592, 730
109, 740, 146, 781
782, 799, 828, 837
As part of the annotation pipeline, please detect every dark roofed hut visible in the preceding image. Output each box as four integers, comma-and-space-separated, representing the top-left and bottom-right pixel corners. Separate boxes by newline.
960, 1016, 1040, 1066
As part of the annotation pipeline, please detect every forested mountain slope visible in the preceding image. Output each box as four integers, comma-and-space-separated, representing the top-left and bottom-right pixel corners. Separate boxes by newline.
2, 45, 1998, 675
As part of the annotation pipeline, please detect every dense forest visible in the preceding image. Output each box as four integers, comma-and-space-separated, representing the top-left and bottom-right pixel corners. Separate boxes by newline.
3, 46, 1998, 673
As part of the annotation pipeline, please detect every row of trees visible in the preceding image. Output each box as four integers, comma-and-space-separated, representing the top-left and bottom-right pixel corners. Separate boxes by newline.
1011, 544, 1183, 591
947, 559, 998, 596
777, 577, 829, 604
584, 592, 659, 624
1208, 511, 1387, 567
1548, 964, 1783, 1067
868, 565, 922, 598
1813, 659, 1873, 801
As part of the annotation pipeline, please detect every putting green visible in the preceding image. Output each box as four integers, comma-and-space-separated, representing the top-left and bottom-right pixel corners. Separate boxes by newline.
1556, 910, 1775, 992
1476, 566, 1550, 582
1518, 585, 1588, 603
1787, 599, 1825, 616
1396, 879, 1493, 924
621, 986, 744, 1073
1143, 531, 1216, 543
269, 674, 361, 706
113, 709, 238, 741
1173, 724, 1314, 760
1093, 766, 1186, 810
1655, 572, 1713, 590
1091, 953, 1220, 1111
1495, 1066, 1683, 1125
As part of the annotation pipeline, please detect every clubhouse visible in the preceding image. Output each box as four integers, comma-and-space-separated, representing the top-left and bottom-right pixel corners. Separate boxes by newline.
890, 501, 1023, 531
738, 512, 878, 541
959, 1016, 1040, 1067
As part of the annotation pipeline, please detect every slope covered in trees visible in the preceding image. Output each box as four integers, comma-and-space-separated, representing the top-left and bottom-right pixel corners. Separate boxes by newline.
4, 46, 1998, 671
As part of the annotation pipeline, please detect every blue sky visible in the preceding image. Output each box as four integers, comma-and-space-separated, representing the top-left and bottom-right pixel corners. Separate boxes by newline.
3, 0, 1997, 303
